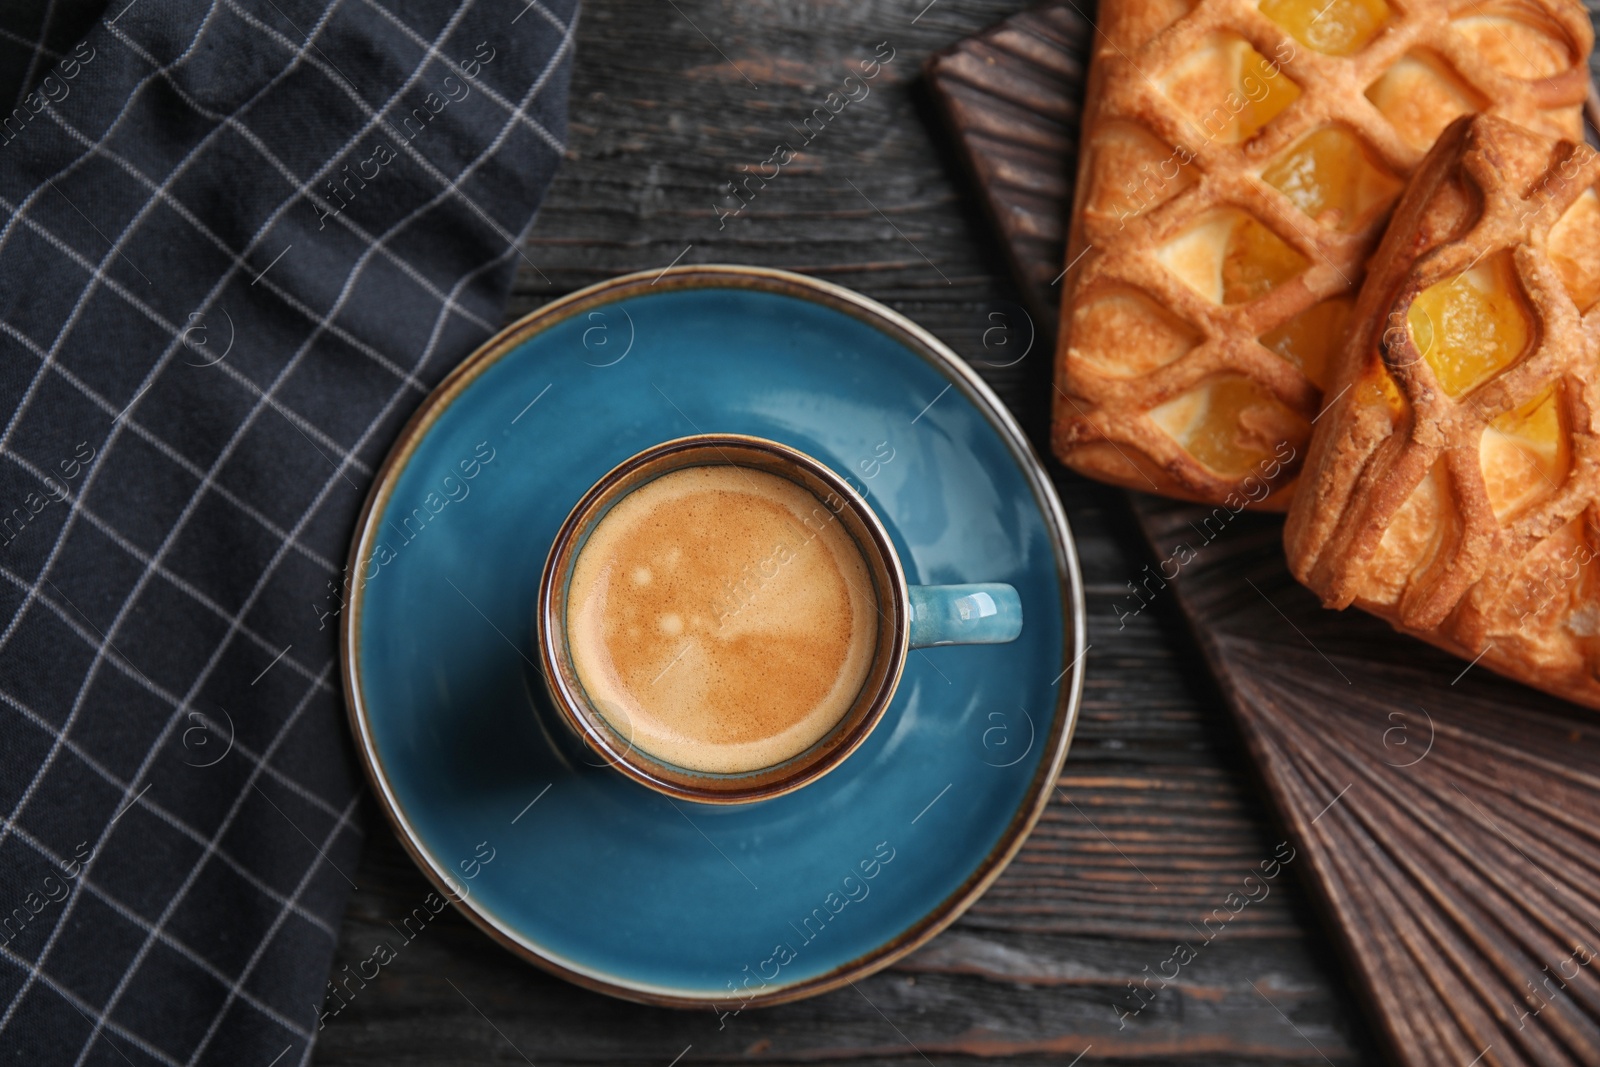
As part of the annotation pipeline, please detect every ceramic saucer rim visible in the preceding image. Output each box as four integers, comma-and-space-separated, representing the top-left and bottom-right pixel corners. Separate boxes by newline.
339, 263, 1088, 1007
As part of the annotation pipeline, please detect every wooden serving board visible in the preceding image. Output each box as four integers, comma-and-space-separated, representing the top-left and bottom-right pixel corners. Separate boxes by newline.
925, 8, 1600, 1067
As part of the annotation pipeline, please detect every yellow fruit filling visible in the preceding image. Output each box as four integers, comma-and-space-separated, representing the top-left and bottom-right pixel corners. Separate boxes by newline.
1224, 216, 1307, 304
1085, 122, 1197, 222
1366, 53, 1487, 153
1367, 464, 1453, 604
1260, 0, 1390, 56
1352, 362, 1407, 427
1451, 11, 1573, 79
1407, 252, 1530, 397
1159, 33, 1301, 145
1548, 188, 1600, 312
1070, 289, 1199, 378
1261, 297, 1353, 389
1480, 388, 1567, 521
1159, 209, 1309, 305
1149, 376, 1307, 477
1261, 126, 1403, 232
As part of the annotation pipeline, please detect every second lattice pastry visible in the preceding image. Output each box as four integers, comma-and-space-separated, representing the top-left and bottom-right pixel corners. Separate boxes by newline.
1287, 112, 1600, 709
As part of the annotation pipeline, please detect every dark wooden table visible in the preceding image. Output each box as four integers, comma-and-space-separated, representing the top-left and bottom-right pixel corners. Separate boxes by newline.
313, 1, 1388, 1062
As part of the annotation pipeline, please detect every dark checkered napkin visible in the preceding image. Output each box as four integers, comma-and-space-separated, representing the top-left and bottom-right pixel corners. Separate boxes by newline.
0, 0, 574, 1062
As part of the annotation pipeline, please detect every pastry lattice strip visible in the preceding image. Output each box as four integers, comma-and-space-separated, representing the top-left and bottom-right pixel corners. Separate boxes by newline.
1052, 0, 1592, 508
1287, 112, 1600, 709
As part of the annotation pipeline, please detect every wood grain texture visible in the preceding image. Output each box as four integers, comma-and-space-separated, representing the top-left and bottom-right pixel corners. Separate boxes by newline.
927, 5, 1600, 1065
1134, 495, 1600, 1067
314, 1, 1383, 1063
922, 4, 1087, 329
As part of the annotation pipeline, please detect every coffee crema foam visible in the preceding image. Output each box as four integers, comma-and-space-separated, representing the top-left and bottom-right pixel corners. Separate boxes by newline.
566, 465, 878, 774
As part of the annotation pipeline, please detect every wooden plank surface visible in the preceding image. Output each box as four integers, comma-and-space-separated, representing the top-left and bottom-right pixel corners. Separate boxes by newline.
1127, 496, 1600, 1067
312, 1, 1383, 1062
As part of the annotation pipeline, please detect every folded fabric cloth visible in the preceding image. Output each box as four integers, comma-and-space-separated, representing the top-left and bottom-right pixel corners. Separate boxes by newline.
0, 1, 574, 1062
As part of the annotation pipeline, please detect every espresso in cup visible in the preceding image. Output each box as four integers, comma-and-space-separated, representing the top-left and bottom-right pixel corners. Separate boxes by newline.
566, 465, 879, 774
540, 434, 1020, 803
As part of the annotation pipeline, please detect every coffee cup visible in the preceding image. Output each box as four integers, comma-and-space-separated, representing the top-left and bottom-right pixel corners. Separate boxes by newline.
537, 434, 1022, 803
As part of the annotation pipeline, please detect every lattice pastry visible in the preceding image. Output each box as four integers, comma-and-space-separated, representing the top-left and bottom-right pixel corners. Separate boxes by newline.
1052, 0, 1592, 508
1286, 113, 1600, 708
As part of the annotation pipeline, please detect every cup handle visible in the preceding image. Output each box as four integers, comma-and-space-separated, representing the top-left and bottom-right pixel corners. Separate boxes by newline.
907, 583, 1022, 648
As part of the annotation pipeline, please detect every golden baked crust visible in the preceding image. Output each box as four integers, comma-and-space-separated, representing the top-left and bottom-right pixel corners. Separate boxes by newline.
1052, 0, 1592, 509
1286, 112, 1600, 709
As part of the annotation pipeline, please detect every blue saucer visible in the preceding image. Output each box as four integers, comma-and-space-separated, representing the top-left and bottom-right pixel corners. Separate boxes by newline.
341, 266, 1086, 1006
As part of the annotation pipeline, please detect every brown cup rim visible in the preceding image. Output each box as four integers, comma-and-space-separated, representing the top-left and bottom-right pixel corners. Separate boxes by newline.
536, 433, 910, 803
